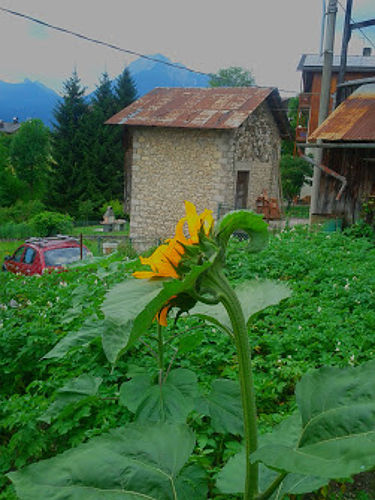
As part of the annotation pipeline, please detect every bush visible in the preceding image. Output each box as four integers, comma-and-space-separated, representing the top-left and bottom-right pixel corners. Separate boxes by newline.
0, 200, 46, 225
0, 222, 34, 239
30, 211, 74, 237
100, 200, 125, 219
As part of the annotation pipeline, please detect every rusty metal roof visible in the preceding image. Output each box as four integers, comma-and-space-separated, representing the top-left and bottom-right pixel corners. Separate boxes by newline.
106, 87, 277, 130
309, 84, 375, 142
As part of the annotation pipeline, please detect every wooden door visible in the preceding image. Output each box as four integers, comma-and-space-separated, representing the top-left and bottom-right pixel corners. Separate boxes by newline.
235, 171, 249, 209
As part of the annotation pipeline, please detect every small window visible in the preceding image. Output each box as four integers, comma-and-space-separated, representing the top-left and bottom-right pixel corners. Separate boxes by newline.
23, 247, 36, 265
12, 246, 25, 263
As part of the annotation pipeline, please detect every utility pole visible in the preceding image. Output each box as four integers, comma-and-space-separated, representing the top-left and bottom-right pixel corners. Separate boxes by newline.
337, 0, 353, 105
310, 0, 338, 220
337, 0, 375, 106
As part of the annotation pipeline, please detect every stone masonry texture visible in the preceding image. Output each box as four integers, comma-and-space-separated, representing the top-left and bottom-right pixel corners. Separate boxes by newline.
128, 101, 282, 247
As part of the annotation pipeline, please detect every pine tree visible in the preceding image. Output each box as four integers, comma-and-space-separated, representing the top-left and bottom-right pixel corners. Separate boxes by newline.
114, 67, 137, 109
84, 72, 124, 209
50, 70, 91, 215
113, 67, 138, 213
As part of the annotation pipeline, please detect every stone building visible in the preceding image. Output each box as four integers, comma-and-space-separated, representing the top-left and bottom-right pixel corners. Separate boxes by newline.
106, 87, 290, 245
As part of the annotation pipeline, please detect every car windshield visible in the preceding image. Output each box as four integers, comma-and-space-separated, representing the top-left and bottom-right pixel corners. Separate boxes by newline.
44, 247, 88, 267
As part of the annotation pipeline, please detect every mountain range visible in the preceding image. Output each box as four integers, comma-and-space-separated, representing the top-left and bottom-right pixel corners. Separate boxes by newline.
0, 54, 210, 127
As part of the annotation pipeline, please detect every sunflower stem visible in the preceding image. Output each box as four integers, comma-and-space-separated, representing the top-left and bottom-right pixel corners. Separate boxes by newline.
205, 268, 258, 499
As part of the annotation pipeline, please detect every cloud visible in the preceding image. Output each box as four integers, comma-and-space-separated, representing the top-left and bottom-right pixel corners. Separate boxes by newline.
0, 0, 373, 94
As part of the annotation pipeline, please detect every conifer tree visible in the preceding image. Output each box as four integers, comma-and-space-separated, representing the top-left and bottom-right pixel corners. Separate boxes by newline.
113, 67, 137, 213
84, 72, 124, 209
50, 70, 91, 215
114, 67, 137, 109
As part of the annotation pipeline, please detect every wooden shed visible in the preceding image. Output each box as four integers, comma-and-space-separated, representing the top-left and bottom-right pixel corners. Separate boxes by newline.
308, 84, 375, 224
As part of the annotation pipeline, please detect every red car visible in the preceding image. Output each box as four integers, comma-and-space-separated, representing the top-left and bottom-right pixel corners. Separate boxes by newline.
2, 236, 92, 275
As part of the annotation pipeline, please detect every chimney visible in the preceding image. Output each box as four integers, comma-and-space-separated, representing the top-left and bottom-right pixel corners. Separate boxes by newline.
363, 47, 372, 57
13, 116, 19, 124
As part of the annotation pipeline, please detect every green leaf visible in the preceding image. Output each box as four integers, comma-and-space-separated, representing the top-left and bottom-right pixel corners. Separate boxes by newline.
216, 448, 328, 497
43, 316, 105, 359
191, 279, 291, 329
198, 379, 243, 435
101, 263, 211, 356
126, 263, 211, 349
120, 369, 198, 424
8, 423, 201, 500
101, 278, 163, 327
252, 360, 375, 479
178, 330, 205, 354
39, 374, 102, 424
175, 464, 208, 499
215, 210, 268, 252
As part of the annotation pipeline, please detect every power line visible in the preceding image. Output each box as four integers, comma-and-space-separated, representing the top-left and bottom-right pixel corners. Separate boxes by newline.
337, 0, 375, 50
0, 5, 298, 94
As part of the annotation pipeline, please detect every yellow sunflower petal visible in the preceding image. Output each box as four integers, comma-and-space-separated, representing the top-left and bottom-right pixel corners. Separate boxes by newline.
184, 201, 201, 243
157, 305, 170, 326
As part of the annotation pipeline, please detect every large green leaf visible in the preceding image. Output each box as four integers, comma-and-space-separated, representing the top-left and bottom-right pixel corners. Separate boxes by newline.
215, 210, 268, 252
252, 360, 375, 479
120, 369, 198, 424
216, 448, 328, 497
8, 423, 206, 500
101, 278, 164, 327
43, 316, 105, 359
197, 379, 244, 435
43, 316, 134, 365
39, 374, 102, 424
191, 279, 291, 329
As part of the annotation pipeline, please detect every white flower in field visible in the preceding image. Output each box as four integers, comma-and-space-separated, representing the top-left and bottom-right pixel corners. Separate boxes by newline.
317, 306, 322, 312
352, 276, 358, 281
26, 300, 31, 306
277, 358, 282, 363
298, 325, 302, 330
350, 354, 355, 362
56, 296, 60, 302
326, 235, 331, 239
47, 301, 53, 307
287, 355, 292, 359
335, 347, 340, 352
0, 303, 7, 311
9, 299, 19, 308
337, 341, 341, 345
344, 283, 350, 290
59, 281, 67, 287
94, 279, 98, 285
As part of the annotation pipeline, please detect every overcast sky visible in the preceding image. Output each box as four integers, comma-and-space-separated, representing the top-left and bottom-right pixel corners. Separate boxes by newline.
0, 0, 374, 96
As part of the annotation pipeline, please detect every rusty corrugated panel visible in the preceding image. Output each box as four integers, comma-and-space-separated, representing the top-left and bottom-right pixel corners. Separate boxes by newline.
309, 83, 375, 141
105, 87, 274, 129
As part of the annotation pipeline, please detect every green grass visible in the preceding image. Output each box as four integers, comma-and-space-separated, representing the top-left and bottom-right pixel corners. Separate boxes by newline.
71, 223, 129, 236
0, 240, 22, 264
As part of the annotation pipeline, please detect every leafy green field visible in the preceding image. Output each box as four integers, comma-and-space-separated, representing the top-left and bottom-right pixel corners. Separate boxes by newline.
1, 226, 375, 498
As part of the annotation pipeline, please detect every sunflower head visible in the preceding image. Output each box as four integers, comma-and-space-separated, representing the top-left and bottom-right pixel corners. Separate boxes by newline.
133, 201, 214, 282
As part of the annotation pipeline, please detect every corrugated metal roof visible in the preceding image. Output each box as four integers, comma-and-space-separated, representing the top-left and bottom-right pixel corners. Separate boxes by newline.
309, 84, 375, 141
298, 54, 375, 72
105, 87, 275, 129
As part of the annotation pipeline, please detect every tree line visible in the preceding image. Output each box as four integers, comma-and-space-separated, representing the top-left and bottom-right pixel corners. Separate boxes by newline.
0, 67, 137, 221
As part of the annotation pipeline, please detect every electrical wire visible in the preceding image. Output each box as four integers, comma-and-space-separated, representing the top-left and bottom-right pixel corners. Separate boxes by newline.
337, 0, 375, 51
0, 5, 298, 94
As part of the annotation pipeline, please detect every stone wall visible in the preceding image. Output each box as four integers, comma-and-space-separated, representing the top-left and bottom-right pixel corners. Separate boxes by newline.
129, 127, 234, 244
233, 102, 282, 210
128, 102, 282, 246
